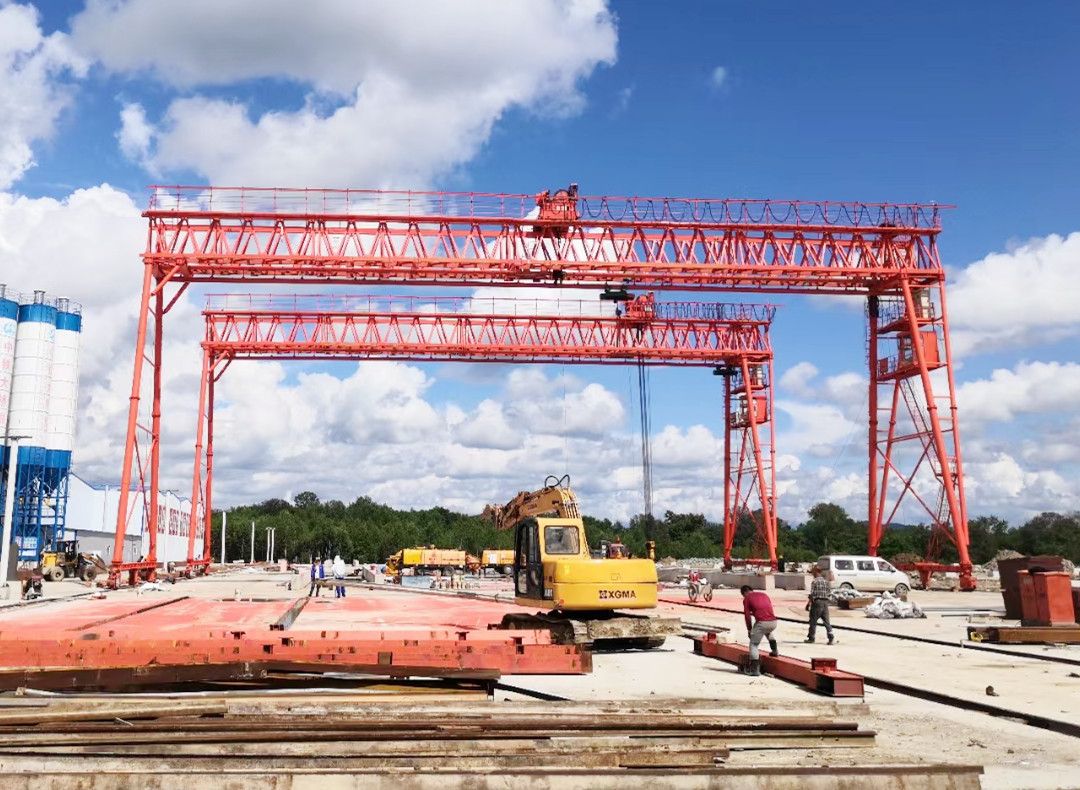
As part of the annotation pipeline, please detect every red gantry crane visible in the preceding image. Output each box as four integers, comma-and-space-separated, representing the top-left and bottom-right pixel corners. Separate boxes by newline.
115, 185, 968, 589
179, 294, 777, 576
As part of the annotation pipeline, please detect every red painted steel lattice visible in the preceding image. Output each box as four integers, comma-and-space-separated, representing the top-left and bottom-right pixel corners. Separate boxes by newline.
144, 186, 944, 293
181, 295, 777, 568
114, 186, 969, 588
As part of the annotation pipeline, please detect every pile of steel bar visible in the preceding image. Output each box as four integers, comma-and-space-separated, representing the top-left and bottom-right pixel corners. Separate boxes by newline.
693, 632, 865, 697
0, 696, 984, 789
0, 634, 588, 691
967, 624, 1080, 644
0, 596, 592, 689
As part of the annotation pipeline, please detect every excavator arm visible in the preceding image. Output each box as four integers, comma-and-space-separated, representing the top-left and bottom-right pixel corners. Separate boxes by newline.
486, 476, 581, 531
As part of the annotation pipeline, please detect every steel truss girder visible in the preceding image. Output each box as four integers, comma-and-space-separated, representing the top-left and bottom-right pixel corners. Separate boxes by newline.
145, 222, 938, 294
143, 187, 945, 294
202, 307, 773, 367
112, 186, 965, 585
179, 299, 778, 571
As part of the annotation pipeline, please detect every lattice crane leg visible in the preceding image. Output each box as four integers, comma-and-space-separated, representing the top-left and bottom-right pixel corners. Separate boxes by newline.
109, 265, 189, 587
109, 266, 160, 587
867, 281, 972, 591
721, 360, 777, 570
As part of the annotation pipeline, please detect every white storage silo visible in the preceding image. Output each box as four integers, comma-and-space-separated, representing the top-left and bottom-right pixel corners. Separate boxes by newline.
0, 285, 18, 442
45, 297, 82, 472
7, 290, 57, 453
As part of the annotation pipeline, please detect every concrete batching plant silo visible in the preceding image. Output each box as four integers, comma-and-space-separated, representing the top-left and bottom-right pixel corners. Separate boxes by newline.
45, 298, 81, 474
0, 289, 82, 563
0, 286, 16, 442
43, 297, 82, 555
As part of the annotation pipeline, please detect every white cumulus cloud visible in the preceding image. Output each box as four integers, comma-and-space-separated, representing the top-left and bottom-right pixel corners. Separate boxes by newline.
949, 232, 1080, 356
116, 102, 155, 173
72, 0, 618, 187
964, 452, 1076, 516
956, 360, 1080, 423
778, 361, 818, 397
0, 3, 87, 188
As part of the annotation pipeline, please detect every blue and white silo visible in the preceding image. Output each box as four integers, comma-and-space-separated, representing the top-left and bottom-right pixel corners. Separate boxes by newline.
0, 286, 17, 443
6, 291, 57, 559
45, 298, 81, 473
43, 297, 82, 546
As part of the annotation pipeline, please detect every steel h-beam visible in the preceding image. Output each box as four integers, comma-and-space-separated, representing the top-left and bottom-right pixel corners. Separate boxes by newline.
114, 185, 968, 587
179, 295, 777, 569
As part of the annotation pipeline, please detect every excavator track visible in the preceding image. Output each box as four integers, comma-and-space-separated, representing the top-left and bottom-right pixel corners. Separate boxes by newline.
498, 612, 680, 650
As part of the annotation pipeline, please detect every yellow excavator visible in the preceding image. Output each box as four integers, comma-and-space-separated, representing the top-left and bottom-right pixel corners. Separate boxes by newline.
486, 476, 679, 648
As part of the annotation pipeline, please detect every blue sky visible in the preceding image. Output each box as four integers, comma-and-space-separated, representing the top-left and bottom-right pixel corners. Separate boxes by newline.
2, 0, 1078, 526
24, 1, 1080, 253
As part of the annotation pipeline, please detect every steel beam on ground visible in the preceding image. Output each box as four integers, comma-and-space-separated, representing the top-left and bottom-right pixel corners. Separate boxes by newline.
269, 597, 309, 631
967, 625, 1080, 644
2, 731, 874, 753
693, 632, 864, 697
0, 635, 590, 679
0, 761, 986, 789
68, 596, 188, 631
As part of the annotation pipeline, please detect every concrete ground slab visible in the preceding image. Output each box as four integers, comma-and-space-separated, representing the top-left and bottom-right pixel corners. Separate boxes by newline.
0, 567, 1075, 788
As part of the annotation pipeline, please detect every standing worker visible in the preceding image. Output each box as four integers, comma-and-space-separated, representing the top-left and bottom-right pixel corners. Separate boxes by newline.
805, 566, 835, 644
308, 557, 324, 597
332, 555, 347, 598
740, 584, 779, 676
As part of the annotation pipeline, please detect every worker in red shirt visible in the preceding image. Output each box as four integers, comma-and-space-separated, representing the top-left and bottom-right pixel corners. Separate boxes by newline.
740, 584, 779, 676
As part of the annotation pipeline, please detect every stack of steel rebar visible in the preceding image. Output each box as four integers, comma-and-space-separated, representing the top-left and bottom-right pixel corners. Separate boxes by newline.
0, 695, 985, 788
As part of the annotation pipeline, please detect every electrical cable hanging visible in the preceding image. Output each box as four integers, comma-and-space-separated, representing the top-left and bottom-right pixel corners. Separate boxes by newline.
637, 359, 653, 522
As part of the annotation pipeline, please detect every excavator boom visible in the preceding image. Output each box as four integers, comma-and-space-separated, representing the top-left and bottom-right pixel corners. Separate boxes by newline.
489, 479, 581, 531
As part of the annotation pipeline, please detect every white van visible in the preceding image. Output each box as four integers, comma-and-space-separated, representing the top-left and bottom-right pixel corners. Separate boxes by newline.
817, 555, 911, 595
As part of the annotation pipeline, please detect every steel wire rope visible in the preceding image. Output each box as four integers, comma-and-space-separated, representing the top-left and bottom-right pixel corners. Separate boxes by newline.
825, 389, 869, 477
637, 359, 654, 524
560, 363, 569, 473
622, 361, 642, 526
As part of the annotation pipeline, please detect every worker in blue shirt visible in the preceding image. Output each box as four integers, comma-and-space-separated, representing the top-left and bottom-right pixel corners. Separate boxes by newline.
308, 557, 324, 597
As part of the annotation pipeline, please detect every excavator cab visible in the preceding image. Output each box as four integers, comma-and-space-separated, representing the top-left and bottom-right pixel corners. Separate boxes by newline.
501, 512, 652, 613
513, 518, 542, 599
513, 517, 589, 601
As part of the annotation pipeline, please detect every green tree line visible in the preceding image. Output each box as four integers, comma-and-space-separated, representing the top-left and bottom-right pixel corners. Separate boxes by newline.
210, 493, 1080, 565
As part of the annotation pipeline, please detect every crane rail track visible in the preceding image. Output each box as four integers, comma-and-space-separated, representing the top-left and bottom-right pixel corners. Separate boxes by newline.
860, 676, 1080, 740
672, 601, 1080, 740
665, 597, 1080, 667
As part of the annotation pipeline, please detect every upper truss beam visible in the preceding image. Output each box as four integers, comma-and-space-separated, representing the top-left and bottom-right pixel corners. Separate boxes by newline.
202, 295, 773, 367
147, 187, 947, 294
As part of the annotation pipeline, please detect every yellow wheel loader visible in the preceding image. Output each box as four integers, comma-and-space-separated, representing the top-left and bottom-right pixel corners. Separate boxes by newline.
40, 540, 106, 583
